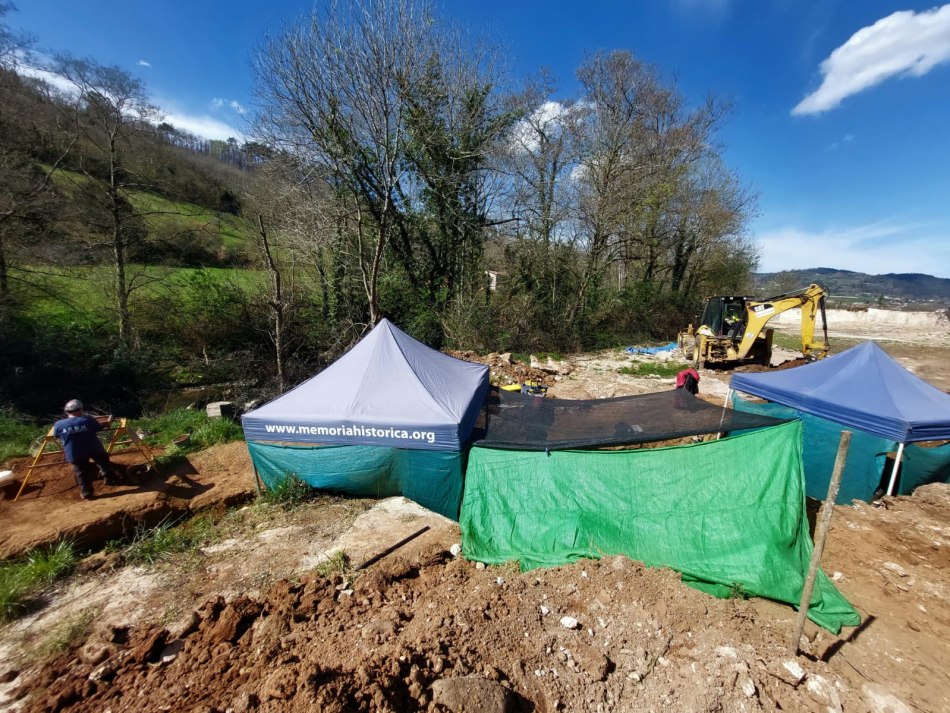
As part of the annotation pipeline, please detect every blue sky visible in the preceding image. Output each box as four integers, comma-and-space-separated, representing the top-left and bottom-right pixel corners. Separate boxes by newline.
9, 0, 950, 278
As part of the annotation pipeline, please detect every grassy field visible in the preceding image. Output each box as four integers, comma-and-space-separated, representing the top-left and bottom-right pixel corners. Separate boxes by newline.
127, 191, 254, 253
10, 264, 268, 330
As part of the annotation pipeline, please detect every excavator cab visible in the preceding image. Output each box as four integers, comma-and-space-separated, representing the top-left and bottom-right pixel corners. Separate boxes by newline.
679, 283, 829, 368
699, 296, 748, 338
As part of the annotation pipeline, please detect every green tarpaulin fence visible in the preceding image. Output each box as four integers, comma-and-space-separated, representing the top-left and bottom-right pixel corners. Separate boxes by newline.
731, 393, 950, 501
246, 441, 465, 520
460, 421, 860, 633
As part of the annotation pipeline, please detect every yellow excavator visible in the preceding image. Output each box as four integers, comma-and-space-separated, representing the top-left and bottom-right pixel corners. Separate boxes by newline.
678, 283, 830, 368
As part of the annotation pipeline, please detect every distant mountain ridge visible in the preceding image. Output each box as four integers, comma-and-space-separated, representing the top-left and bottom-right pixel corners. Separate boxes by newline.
753, 269, 950, 302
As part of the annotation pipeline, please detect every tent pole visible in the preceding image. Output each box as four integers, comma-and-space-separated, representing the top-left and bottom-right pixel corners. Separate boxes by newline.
886, 442, 906, 496
790, 429, 851, 655
716, 389, 732, 440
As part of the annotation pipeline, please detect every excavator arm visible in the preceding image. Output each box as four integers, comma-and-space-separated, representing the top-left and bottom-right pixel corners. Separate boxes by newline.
735, 284, 829, 360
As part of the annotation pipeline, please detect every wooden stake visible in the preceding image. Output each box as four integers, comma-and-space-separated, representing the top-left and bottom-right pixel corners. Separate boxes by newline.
789, 429, 851, 655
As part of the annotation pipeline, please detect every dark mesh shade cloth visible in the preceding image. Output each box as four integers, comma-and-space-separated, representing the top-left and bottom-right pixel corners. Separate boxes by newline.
473, 387, 789, 450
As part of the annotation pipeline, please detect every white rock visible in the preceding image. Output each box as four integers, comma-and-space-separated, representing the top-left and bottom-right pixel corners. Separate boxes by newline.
782, 660, 806, 684
805, 675, 842, 712
832, 571, 843, 582
496, 576, 504, 585
715, 646, 738, 659
475, 562, 486, 570
882, 562, 908, 577
560, 616, 580, 629
540, 606, 550, 616
450, 543, 462, 557
739, 675, 757, 698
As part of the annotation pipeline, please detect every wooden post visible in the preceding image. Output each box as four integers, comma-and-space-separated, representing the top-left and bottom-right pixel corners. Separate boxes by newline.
789, 429, 852, 655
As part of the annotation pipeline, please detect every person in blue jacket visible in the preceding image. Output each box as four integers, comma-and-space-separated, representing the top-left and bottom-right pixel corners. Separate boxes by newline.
53, 399, 119, 500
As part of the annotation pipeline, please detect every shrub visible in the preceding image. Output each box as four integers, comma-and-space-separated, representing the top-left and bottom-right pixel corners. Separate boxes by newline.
258, 474, 314, 508
0, 540, 78, 621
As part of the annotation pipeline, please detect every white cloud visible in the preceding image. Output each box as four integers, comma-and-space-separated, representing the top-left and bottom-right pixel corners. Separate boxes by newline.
793, 4, 950, 115
757, 220, 950, 278
509, 101, 573, 154
138, 60, 151, 68
229, 100, 246, 115
164, 112, 242, 141
14, 61, 79, 96
211, 97, 225, 109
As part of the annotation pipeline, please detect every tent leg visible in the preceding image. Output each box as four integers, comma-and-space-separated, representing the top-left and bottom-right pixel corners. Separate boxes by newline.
253, 466, 262, 496
886, 442, 905, 496
716, 389, 732, 441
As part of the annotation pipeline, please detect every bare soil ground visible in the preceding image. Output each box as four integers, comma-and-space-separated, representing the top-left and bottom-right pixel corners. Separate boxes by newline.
0, 442, 258, 558
2, 322, 949, 712
8, 489, 950, 713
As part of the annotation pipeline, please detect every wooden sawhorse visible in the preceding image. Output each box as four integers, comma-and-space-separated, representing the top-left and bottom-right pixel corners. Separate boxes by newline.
14, 416, 157, 501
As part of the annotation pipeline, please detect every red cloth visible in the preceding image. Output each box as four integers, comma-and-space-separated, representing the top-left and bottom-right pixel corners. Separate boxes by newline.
676, 368, 700, 388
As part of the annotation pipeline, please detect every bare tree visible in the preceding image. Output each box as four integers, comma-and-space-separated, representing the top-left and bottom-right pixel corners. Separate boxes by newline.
53, 55, 164, 349
256, 214, 287, 393
252, 0, 440, 328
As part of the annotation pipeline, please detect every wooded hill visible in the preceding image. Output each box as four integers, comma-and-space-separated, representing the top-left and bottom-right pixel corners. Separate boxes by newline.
754, 268, 950, 303
1, 0, 760, 420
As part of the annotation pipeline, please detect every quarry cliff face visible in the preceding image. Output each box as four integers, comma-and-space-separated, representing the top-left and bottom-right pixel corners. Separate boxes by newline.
772, 307, 950, 330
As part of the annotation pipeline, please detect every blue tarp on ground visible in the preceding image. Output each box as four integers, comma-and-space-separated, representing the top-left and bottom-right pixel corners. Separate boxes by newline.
242, 319, 489, 450
626, 342, 678, 355
730, 341, 950, 443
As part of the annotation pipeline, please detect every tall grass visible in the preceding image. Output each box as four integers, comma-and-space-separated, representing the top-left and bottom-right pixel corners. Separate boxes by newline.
0, 410, 46, 465
121, 513, 220, 566
133, 408, 244, 451
0, 541, 79, 621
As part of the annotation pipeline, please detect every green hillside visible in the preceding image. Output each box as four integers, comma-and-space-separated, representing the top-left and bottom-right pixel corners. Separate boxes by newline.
45, 165, 255, 263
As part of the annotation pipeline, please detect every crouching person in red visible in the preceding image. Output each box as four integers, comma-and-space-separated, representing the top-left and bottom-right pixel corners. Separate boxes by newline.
53, 399, 119, 500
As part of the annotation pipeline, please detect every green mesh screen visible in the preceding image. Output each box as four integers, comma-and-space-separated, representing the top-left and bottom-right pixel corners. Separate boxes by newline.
460, 421, 860, 633
246, 441, 465, 520
731, 393, 896, 503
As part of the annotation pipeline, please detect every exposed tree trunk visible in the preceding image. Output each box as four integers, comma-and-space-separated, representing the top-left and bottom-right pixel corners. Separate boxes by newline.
258, 214, 286, 393
109, 137, 130, 350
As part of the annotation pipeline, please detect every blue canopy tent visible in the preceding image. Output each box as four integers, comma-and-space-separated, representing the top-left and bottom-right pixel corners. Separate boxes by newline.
242, 319, 489, 519
729, 341, 950, 502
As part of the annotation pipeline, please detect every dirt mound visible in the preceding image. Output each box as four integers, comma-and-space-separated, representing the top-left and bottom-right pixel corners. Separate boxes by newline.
17, 548, 864, 713
443, 351, 553, 388
735, 358, 810, 374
